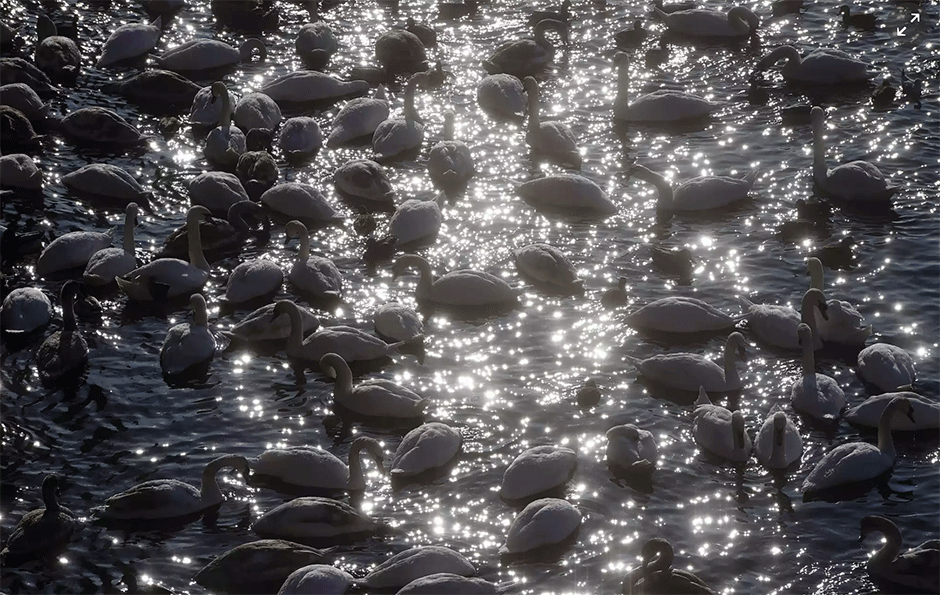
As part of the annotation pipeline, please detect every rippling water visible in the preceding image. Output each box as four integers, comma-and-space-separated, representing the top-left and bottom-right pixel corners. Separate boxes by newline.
2, 0, 938, 593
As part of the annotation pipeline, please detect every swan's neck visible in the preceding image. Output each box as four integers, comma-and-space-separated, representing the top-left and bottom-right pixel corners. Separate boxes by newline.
122, 209, 136, 255
404, 78, 420, 123
876, 404, 901, 458
187, 212, 210, 272
812, 118, 828, 184
869, 519, 904, 566
723, 337, 740, 388
200, 455, 243, 506
526, 87, 540, 135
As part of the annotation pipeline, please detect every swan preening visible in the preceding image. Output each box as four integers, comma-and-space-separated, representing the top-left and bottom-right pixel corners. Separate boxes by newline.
625, 332, 747, 393
251, 436, 386, 491
622, 537, 718, 594
859, 516, 939, 595
614, 52, 719, 123
693, 387, 752, 463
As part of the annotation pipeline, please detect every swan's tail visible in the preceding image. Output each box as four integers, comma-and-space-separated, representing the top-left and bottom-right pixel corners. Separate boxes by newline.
623, 355, 641, 369
695, 386, 712, 407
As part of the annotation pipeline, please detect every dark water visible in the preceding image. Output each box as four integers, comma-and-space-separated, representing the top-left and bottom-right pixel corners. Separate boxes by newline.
2, 0, 938, 593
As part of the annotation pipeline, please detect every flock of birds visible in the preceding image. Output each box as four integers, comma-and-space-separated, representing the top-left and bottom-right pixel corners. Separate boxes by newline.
0, 0, 937, 593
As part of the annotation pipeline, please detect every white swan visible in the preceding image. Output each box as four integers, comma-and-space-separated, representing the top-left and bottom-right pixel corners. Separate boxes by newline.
613, 52, 719, 123
483, 19, 568, 78
753, 406, 802, 469
1, 287, 53, 334
117, 206, 211, 301
790, 323, 845, 422
514, 243, 582, 291
846, 391, 939, 431
739, 288, 827, 350
625, 296, 738, 334
500, 445, 577, 501
754, 46, 871, 85
156, 38, 266, 72
36, 229, 112, 277
622, 537, 718, 595
234, 92, 281, 132
391, 422, 462, 477
811, 106, 898, 204
98, 454, 249, 520
251, 436, 386, 490
373, 73, 426, 161
361, 546, 475, 590
0, 475, 77, 563
629, 164, 759, 212
801, 396, 914, 495
806, 257, 871, 346
285, 220, 343, 300
320, 353, 428, 419
228, 302, 320, 343
388, 193, 443, 246
278, 116, 322, 161
333, 159, 396, 203
261, 183, 339, 223
392, 254, 518, 307
204, 82, 246, 168
225, 258, 283, 304
373, 302, 424, 342
859, 515, 940, 595
194, 541, 334, 595
96, 15, 162, 67
857, 343, 916, 393
693, 387, 752, 463
499, 497, 581, 556
295, 2, 338, 69
188, 171, 250, 215
260, 71, 370, 104
396, 573, 500, 595
278, 564, 353, 595
523, 77, 581, 169
160, 294, 222, 376
326, 86, 389, 148
428, 111, 475, 187
654, 6, 760, 38
625, 332, 747, 393
63, 164, 151, 203
254, 497, 375, 541
606, 424, 657, 476
83, 202, 139, 286
516, 174, 617, 216
477, 73, 527, 119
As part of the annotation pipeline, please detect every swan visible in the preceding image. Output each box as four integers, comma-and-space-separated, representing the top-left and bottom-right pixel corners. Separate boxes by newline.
234, 92, 281, 133
806, 257, 871, 346
361, 546, 475, 590
260, 71, 370, 104
0, 475, 77, 563
754, 46, 871, 85
0, 153, 42, 190
36, 229, 112, 277
278, 116, 322, 161
296, 1, 338, 70
857, 343, 916, 393
811, 106, 898, 204
193, 541, 334, 595
333, 159, 396, 203
285, 220, 343, 300
846, 391, 939, 431
515, 174, 617, 216
428, 111, 475, 188
204, 82, 246, 168
513, 243, 582, 291
738, 288, 827, 350
622, 537, 718, 595
156, 38, 266, 72
251, 436, 386, 490
397, 573, 500, 595
83, 202, 139, 286
606, 424, 658, 477
624, 332, 747, 393
373, 73, 427, 161
692, 387, 752, 463
254, 497, 375, 542
373, 302, 424, 342
499, 497, 581, 556
225, 258, 283, 304
326, 86, 389, 148
0, 83, 50, 122
653, 6, 760, 38
483, 19, 568, 78
628, 164, 759, 212
117, 205, 211, 301
236, 128, 278, 200
63, 163, 151, 204
1, 287, 52, 334
753, 406, 802, 469
160, 293, 223, 376
625, 296, 738, 334
261, 183, 339, 223
161, 200, 265, 258
98, 454, 249, 520
613, 52, 719, 123
34, 14, 80, 83
477, 74, 526, 119
228, 302, 320, 343
388, 193, 443, 246
801, 396, 914, 495
278, 564, 354, 595
523, 77, 581, 168
320, 353, 428, 419
96, 15, 162, 67
391, 422, 462, 478
790, 323, 845, 422
392, 254, 518, 308
501, 445, 577, 502
859, 516, 939, 594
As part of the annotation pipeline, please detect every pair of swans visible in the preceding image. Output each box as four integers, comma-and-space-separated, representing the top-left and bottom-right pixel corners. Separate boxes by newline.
524, 77, 581, 168
629, 163, 759, 212
36, 281, 88, 386
499, 445, 577, 501
500, 497, 581, 557
613, 52, 720, 123
160, 293, 226, 376
739, 288, 827, 350
625, 332, 747, 393
790, 323, 845, 422
393, 254, 518, 308
252, 436, 386, 491
83, 202, 139, 287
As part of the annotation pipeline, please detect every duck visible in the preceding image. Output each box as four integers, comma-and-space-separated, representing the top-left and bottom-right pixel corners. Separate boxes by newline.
83, 203, 139, 287
35, 229, 113, 277
438, 0, 478, 20
499, 498, 581, 557
253, 497, 375, 542
624, 332, 747, 393
0, 83, 50, 123
622, 537, 718, 595
615, 20, 647, 50
517, 173, 617, 216
857, 343, 916, 393
251, 436, 386, 491
500, 445, 577, 501
373, 72, 428, 162
606, 424, 657, 477
692, 387, 752, 463
859, 516, 939, 594
285, 220, 343, 300
802, 396, 914, 496
227, 302, 320, 343
625, 296, 738, 334
375, 28, 428, 74
194, 541, 334, 595
846, 390, 940, 431
278, 116, 323, 161
613, 53, 719, 123
156, 37, 266, 72
160, 200, 266, 259
104, 69, 203, 109
63, 163, 151, 205
392, 254, 518, 308
806, 257, 871, 346
159, 293, 224, 376
278, 564, 354, 595
204, 82, 246, 169
476, 74, 527, 119
261, 183, 339, 224
754, 407, 803, 469
809, 236, 856, 270
96, 15, 162, 67
396, 573, 499, 595
653, 6, 760, 38
871, 79, 896, 107
839, 5, 877, 31
513, 243, 582, 292
225, 258, 284, 304
261, 71, 370, 104
333, 159, 396, 203
811, 106, 898, 205
523, 77, 581, 168
373, 302, 424, 343
236, 128, 278, 200
362, 547, 474, 590
327, 86, 389, 148
0, 475, 77, 563
628, 163, 758, 212
753, 46, 871, 85
483, 19, 568, 79
738, 288, 827, 351
117, 205, 212, 301
650, 245, 694, 284
1, 287, 53, 335
600, 277, 629, 308
34, 14, 81, 84
528, 0, 572, 26
320, 352, 427, 418
56, 106, 149, 146
406, 17, 437, 47
391, 422, 461, 479
387, 193, 443, 246
234, 93, 281, 134
428, 111, 475, 188
791, 324, 845, 422
296, 1, 338, 70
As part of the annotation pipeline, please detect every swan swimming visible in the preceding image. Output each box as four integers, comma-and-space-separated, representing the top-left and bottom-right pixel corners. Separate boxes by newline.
83, 202, 139, 287
251, 436, 386, 491
625, 332, 747, 393
806, 257, 871, 346
858, 515, 939, 595
500, 445, 577, 501
320, 352, 428, 419
693, 387, 752, 463
790, 323, 845, 422
739, 288, 827, 351
523, 76, 581, 168
753, 406, 803, 469
629, 163, 759, 212
613, 52, 719, 123
754, 46, 871, 85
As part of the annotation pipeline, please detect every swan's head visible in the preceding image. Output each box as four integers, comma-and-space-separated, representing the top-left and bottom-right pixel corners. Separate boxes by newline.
731, 411, 747, 450
772, 411, 788, 446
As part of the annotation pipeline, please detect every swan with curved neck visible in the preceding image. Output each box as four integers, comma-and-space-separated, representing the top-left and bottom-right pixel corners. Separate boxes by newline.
392, 254, 518, 307
739, 287, 827, 351
754, 408, 802, 469
1, 474, 77, 562
806, 257, 871, 345
483, 19, 568, 78
693, 387, 752, 463
523, 76, 581, 168
654, 5, 760, 38
859, 515, 939, 594
285, 220, 342, 300
205, 81, 246, 168
754, 45, 870, 85
624, 332, 748, 393
613, 52, 718, 123
629, 163, 759, 212
790, 323, 845, 422
373, 73, 427, 161
320, 353, 428, 419
83, 202, 139, 286
623, 537, 718, 594
252, 436, 387, 491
